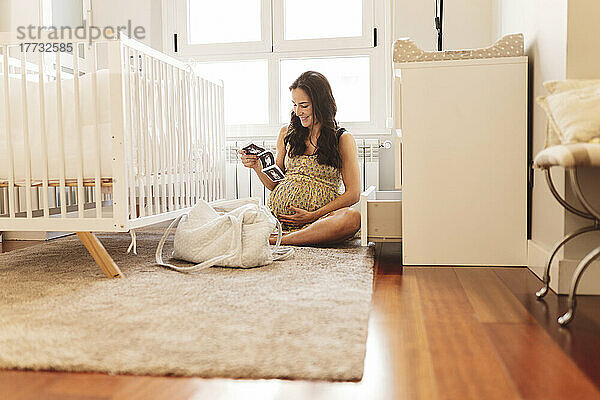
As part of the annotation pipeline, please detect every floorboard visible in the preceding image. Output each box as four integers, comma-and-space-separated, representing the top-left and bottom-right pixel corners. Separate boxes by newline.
494, 267, 600, 386
414, 267, 521, 400
455, 267, 532, 323
484, 322, 600, 400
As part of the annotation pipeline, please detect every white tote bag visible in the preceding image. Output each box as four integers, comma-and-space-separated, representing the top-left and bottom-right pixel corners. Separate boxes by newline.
155, 199, 294, 272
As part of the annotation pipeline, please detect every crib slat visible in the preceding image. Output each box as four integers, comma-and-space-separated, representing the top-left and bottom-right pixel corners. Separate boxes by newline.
201, 79, 208, 202
72, 44, 85, 218
149, 58, 160, 215
209, 82, 216, 201
138, 53, 147, 215
201, 79, 209, 201
200, 79, 207, 203
176, 68, 185, 208
185, 72, 192, 208
2, 46, 15, 218
37, 52, 50, 218
173, 67, 181, 209
55, 51, 67, 217
197, 78, 204, 202
181, 69, 188, 208
20, 50, 33, 218
182, 71, 191, 208
123, 46, 137, 220
214, 83, 219, 200
166, 64, 175, 211
205, 80, 212, 202
157, 61, 167, 213
198, 78, 205, 202
193, 77, 200, 205
169, 66, 177, 210
176, 69, 185, 209
217, 83, 225, 198
215, 83, 221, 199
88, 44, 102, 218
133, 50, 146, 217
181, 69, 189, 207
190, 75, 197, 205
140, 54, 152, 216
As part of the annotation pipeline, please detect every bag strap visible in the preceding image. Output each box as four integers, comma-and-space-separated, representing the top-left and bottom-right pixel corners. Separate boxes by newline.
155, 213, 242, 273
270, 218, 295, 261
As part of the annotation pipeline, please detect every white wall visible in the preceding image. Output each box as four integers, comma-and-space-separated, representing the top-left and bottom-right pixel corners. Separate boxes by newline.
91, 0, 162, 50
0, 0, 11, 31
494, 0, 568, 250
0, 0, 41, 30
394, 0, 493, 50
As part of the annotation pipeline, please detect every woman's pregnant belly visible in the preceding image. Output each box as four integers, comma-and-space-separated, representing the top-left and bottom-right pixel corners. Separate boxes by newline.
267, 176, 339, 225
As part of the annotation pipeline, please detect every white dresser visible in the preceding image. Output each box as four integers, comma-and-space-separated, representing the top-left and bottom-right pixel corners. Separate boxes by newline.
396, 56, 528, 266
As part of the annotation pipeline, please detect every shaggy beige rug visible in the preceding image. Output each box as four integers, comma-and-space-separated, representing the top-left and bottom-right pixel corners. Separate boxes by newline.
0, 225, 375, 381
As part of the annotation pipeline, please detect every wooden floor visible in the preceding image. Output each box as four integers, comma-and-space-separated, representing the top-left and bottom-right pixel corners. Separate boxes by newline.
1, 241, 600, 399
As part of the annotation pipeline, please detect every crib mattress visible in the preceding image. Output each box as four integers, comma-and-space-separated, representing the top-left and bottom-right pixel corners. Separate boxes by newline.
0, 70, 113, 181
393, 33, 524, 64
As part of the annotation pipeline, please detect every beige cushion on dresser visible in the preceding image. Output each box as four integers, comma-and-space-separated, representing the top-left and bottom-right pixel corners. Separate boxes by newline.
538, 80, 600, 146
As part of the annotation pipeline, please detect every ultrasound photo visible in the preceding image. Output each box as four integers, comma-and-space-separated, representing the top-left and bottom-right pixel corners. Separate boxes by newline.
263, 165, 285, 182
240, 142, 285, 182
241, 143, 266, 155
258, 151, 275, 169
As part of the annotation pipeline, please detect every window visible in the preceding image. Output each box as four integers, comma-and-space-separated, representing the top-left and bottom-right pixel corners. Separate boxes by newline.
194, 60, 269, 125
279, 57, 370, 123
282, 0, 363, 41
164, 0, 389, 138
188, 1, 262, 45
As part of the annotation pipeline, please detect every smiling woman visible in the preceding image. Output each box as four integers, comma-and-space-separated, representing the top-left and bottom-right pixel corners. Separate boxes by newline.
239, 71, 362, 246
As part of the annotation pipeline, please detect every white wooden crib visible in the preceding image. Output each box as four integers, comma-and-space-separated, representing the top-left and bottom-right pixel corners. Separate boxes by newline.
0, 34, 225, 278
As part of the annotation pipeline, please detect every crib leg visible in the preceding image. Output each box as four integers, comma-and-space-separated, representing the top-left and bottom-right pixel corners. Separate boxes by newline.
76, 232, 124, 278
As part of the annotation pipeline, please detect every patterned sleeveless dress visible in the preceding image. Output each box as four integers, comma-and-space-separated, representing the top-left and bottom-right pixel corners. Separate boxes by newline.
267, 129, 344, 231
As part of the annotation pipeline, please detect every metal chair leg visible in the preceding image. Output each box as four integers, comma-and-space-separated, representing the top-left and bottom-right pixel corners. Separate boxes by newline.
558, 245, 600, 326
536, 167, 599, 299
536, 225, 599, 299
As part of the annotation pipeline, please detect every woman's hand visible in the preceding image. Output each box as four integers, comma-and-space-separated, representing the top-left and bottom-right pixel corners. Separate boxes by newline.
278, 206, 317, 227
238, 150, 261, 170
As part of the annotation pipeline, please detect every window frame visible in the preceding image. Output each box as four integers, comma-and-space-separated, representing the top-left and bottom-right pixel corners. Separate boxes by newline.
172, 0, 272, 56
162, 0, 392, 138
272, 0, 374, 52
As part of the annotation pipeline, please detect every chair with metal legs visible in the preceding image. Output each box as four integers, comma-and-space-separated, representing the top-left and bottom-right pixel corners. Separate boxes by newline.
533, 143, 600, 326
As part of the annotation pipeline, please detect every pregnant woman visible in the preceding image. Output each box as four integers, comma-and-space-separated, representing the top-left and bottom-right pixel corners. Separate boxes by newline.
238, 71, 361, 245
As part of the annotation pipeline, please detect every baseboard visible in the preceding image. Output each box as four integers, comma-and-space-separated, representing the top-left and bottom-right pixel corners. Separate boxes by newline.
528, 239, 600, 295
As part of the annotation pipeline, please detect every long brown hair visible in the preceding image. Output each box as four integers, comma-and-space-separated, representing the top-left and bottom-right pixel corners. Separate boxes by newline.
285, 71, 342, 169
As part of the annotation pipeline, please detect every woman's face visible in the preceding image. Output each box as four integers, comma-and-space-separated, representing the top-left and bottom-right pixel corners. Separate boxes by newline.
291, 88, 315, 128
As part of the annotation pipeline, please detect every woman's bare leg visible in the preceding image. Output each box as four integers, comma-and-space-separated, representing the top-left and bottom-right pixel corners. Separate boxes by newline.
269, 208, 361, 246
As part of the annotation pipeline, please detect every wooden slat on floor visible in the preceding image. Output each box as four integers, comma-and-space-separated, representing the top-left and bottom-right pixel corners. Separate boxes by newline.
484, 323, 600, 400
494, 267, 600, 385
455, 268, 532, 323
0, 371, 57, 400
414, 267, 521, 400
373, 273, 437, 400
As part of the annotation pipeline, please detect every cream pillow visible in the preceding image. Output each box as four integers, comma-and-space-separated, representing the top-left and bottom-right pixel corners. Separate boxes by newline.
544, 79, 600, 94
537, 82, 600, 145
